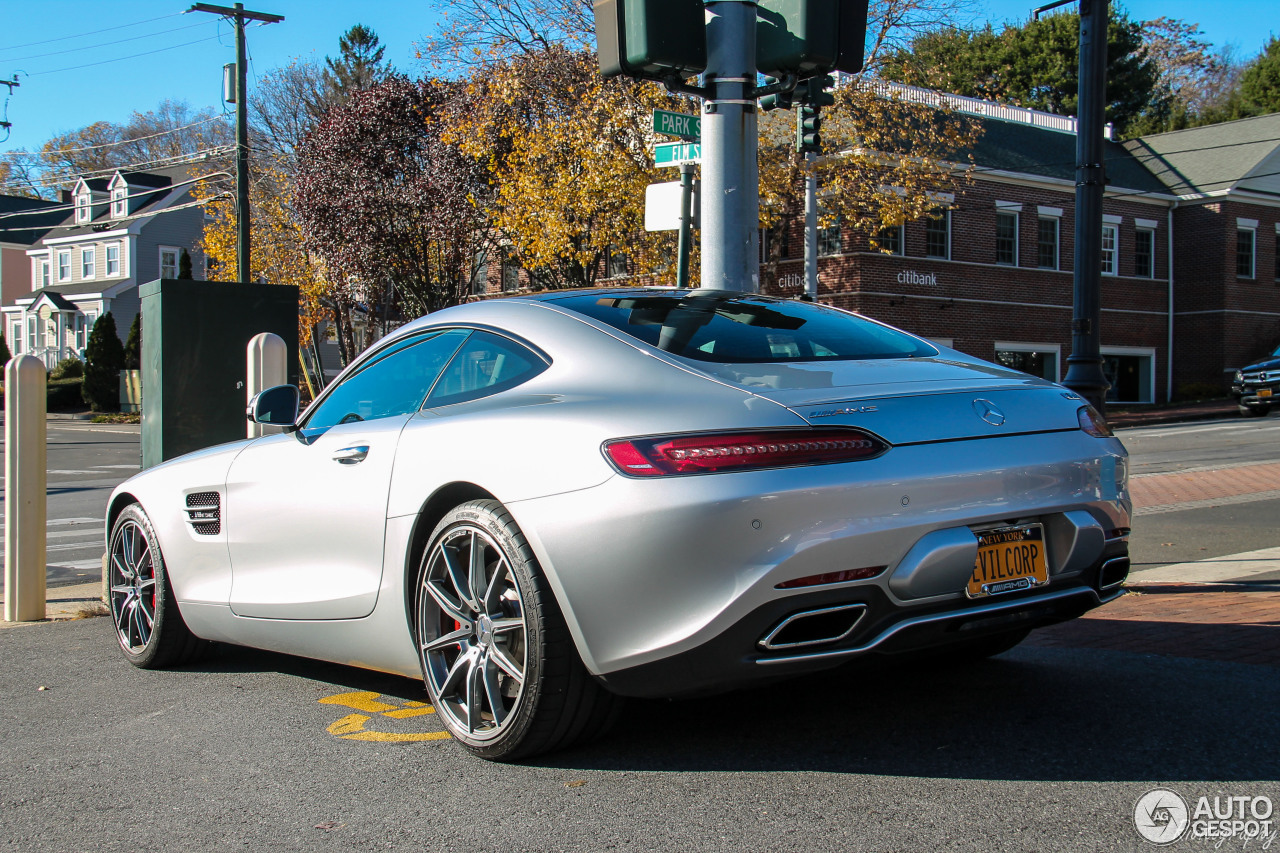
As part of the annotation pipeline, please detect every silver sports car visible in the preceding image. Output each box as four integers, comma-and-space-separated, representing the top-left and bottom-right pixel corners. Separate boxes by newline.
106, 288, 1131, 760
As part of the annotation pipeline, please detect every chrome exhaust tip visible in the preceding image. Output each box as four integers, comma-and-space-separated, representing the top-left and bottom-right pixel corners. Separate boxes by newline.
759, 603, 867, 651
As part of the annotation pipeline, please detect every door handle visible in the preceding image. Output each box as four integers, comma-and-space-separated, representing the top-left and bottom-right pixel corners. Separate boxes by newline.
332, 445, 370, 464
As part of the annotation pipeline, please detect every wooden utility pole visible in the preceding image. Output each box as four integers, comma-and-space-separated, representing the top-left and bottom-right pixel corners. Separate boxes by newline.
188, 3, 284, 284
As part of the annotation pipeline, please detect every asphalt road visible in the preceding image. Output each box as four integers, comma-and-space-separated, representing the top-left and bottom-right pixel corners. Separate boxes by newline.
2, 617, 1276, 852
1118, 416, 1280, 572
0, 420, 140, 588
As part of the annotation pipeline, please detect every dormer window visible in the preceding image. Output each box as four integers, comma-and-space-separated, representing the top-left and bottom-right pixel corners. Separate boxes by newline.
112, 187, 127, 217
76, 193, 91, 223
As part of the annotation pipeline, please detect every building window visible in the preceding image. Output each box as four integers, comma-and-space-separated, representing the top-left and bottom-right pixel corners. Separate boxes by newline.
500, 251, 520, 292
1037, 217, 1059, 270
40, 260, 50, 288
1103, 349, 1155, 403
75, 315, 87, 351
26, 316, 36, 351
75, 194, 90, 223
1134, 229, 1154, 278
1101, 224, 1117, 276
106, 243, 121, 276
875, 224, 903, 255
112, 187, 127, 217
160, 247, 179, 279
11, 323, 22, 354
607, 246, 628, 278
81, 247, 95, 279
1237, 228, 1255, 278
57, 251, 71, 281
925, 210, 950, 259
818, 219, 841, 256
995, 211, 1018, 266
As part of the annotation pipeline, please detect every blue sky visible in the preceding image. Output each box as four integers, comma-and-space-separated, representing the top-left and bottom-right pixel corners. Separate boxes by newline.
0, 0, 1276, 157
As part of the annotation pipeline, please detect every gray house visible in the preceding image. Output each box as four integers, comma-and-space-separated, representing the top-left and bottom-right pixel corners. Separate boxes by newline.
2, 165, 206, 368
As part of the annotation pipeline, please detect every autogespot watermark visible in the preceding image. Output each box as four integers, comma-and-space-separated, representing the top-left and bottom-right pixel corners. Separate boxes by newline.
1135, 788, 1277, 847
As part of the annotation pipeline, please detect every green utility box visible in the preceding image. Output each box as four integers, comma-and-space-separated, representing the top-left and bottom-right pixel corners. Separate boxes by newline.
140, 279, 299, 469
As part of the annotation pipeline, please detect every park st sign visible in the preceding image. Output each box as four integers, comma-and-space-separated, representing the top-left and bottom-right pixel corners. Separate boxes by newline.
653, 109, 700, 141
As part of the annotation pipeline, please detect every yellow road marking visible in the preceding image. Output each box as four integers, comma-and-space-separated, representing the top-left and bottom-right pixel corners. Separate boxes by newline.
319, 691, 452, 742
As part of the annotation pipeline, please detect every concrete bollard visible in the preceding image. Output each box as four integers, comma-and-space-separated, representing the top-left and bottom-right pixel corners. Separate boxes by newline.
4, 356, 47, 622
247, 332, 288, 438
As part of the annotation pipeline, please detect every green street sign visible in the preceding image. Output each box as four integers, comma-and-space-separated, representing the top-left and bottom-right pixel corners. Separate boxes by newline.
654, 141, 701, 167
653, 109, 701, 141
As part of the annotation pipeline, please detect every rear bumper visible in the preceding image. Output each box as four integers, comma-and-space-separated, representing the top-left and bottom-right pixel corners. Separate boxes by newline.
596, 545, 1127, 698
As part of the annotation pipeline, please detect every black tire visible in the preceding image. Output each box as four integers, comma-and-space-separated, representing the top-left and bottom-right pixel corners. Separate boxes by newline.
414, 500, 620, 761
1240, 404, 1270, 417
107, 503, 207, 668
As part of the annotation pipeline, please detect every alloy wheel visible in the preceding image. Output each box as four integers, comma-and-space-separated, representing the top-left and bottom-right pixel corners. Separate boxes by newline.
109, 519, 156, 652
417, 525, 528, 742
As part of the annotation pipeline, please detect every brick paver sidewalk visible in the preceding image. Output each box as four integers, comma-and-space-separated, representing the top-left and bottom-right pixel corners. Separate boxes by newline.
1025, 585, 1280, 667
1129, 462, 1280, 511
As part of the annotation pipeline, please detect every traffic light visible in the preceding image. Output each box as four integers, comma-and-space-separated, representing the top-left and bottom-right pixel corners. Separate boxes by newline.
807, 74, 835, 107
756, 0, 869, 78
759, 76, 794, 111
594, 0, 707, 80
797, 103, 822, 153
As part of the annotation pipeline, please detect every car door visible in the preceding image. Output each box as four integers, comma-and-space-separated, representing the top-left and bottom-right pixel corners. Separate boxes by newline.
225, 329, 470, 620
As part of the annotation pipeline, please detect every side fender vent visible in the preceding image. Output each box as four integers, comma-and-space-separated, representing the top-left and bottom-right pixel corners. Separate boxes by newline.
185, 491, 221, 535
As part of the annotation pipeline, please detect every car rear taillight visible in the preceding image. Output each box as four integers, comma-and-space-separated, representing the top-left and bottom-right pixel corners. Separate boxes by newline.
1077, 405, 1113, 437
603, 429, 889, 477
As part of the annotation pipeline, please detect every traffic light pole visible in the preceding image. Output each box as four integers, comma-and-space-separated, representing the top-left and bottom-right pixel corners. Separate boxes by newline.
1061, 0, 1111, 412
804, 151, 817, 299
676, 163, 696, 289
700, 0, 759, 292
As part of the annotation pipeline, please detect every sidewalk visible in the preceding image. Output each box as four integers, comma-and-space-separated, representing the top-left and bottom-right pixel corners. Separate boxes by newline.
0, 580, 106, 627
1106, 398, 1240, 428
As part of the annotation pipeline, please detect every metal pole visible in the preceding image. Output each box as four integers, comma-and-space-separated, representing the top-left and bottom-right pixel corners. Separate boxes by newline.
4, 356, 46, 622
676, 163, 695, 289
246, 332, 287, 437
804, 151, 817, 299
234, 2, 250, 284
701, 0, 759, 292
1062, 0, 1111, 412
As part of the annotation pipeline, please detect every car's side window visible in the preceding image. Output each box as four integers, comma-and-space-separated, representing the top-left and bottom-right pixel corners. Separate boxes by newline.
425, 330, 547, 409
305, 329, 470, 432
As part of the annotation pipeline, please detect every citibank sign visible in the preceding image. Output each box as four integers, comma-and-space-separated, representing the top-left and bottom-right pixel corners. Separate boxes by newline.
897, 270, 939, 286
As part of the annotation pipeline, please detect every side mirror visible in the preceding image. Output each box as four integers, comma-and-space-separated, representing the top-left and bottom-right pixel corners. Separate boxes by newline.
247, 384, 300, 428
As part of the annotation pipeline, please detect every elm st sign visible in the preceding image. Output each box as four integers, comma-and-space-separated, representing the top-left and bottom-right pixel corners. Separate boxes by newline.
653, 109, 700, 141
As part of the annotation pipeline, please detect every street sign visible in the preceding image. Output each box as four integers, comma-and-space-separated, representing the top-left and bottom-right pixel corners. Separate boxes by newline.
645, 180, 700, 231
653, 109, 700, 141
655, 141, 701, 167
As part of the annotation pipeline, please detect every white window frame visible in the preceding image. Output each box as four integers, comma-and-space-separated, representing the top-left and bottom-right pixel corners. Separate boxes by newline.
1100, 224, 1118, 276
1133, 228, 1155, 278
1237, 226, 1256, 279
1101, 345, 1157, 404
40, 260, 50, 288
1037, 215, 1060, 270
105, 242, 121, 277
159, 246, 179, 280
75, 193, 90, 223
26, 316, 36, 351
925, 209, 951, 260
57, 250, 71, 281
995, 210, 1019, 266
995, 341, 1062, 382
11, 322, 22, 354
81, 246, 96, 280
111, 187, 127, 217
75, 315, 87, 351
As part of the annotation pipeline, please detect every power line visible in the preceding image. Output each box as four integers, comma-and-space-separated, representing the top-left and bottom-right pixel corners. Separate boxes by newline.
2, 116, 231, 162
0, 148, 234, 192
0, 170, 232, 221
0, 12, 183, 52
0, 20, 216, 63
25, 32, 244, 76
0, 193, 232, 237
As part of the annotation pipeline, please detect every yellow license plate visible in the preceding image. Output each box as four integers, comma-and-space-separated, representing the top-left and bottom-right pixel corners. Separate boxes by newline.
968, 525, 1048, 598
1259, 388, 1273, 398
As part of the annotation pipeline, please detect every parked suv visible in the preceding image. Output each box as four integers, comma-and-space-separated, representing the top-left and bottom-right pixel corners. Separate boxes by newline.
1232, 344, 1280, 416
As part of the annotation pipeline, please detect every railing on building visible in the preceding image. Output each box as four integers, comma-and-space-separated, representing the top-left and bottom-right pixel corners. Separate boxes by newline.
33, 347, 80, 371
858, 79, 1114, 140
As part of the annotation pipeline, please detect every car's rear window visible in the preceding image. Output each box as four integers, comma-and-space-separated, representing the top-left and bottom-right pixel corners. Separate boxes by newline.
552, 291, 936, 363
